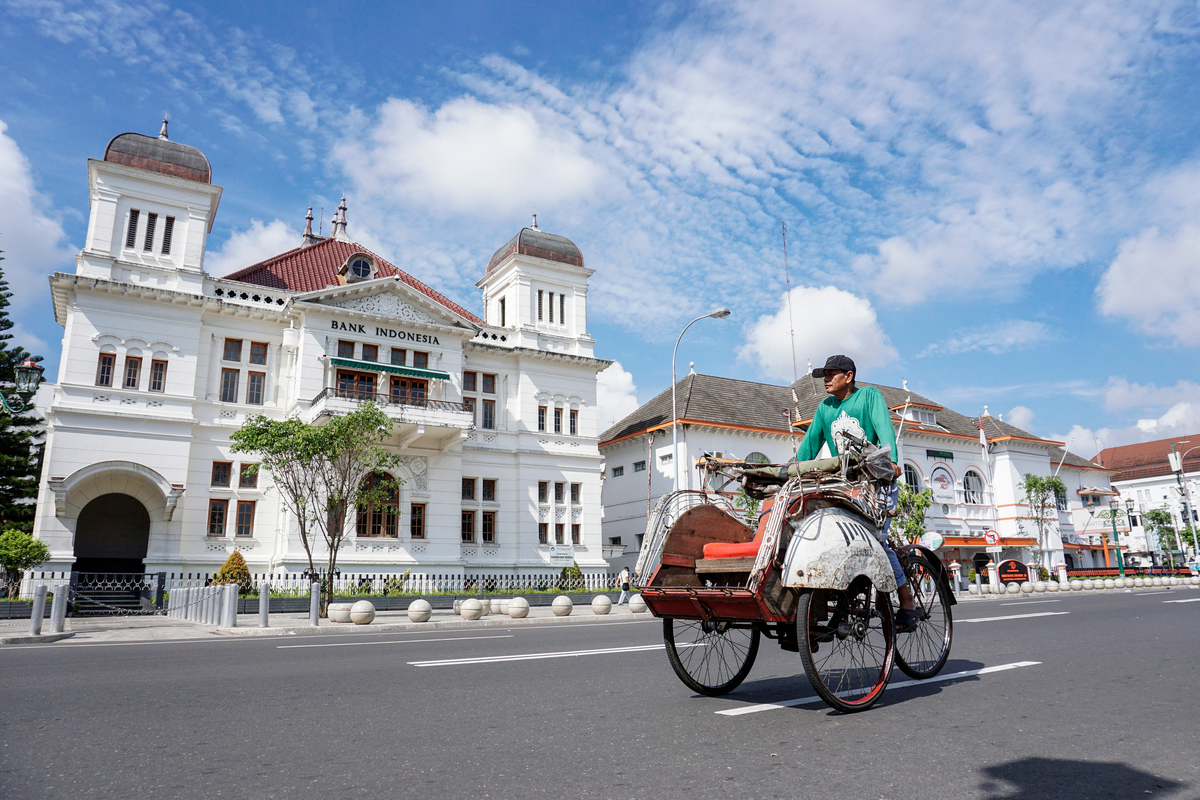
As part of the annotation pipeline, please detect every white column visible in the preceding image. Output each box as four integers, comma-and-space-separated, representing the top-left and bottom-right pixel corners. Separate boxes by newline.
206, 334, 219, 400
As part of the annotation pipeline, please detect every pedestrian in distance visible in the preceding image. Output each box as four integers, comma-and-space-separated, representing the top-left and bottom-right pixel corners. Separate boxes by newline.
617, 566, 631, 605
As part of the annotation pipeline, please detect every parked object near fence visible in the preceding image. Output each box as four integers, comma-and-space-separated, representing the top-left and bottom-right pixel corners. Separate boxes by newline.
461, 598, 483, 620
350, 600, 375, 625
328, 603, 353, 623
629, 594, 647, 613
407, 599, 431, 623
591, 595, 612, 615
551, 596, 573, 616
508, 597, 529, 618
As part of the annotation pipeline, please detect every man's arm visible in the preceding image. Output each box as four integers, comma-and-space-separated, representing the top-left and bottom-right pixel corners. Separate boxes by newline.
795, 403, 827, 462
867, 389, 898, 462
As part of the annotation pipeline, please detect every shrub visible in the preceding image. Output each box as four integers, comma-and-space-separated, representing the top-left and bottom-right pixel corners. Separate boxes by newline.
1037, 566, 1050, 581
559, 562, 583, 589
211, 550, 253, 594
968, 568, 976, 582
0, 528, 51, 591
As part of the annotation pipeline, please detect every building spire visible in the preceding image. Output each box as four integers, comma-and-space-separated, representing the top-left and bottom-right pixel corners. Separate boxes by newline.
159, 115, 169, 140
330, 195, 350, 242
531, 212, 538, 230
302, 205, 320, 247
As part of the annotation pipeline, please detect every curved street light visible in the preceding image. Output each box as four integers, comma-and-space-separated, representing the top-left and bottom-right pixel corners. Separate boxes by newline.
671, 307, 731, 492
1170, 441, 1200, 558
0, 359, 45, 415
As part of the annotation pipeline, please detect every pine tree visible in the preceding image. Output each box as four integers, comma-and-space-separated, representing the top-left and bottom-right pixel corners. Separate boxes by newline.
211, 550, 253, 594
0, 251, 45, 533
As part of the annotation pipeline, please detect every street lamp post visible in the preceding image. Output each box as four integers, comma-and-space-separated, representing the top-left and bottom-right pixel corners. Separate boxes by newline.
0, 359, 44, 415
671, 308, 731, 492
1107, 498, 1126, 577
1125, 496, 1136, 556
1169, 442, 1200, 559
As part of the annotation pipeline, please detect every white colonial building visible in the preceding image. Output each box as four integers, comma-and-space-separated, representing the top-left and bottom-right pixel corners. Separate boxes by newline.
1097, 435, 1200, 563
600, 373, 1123, 575
32, 124, 614, 579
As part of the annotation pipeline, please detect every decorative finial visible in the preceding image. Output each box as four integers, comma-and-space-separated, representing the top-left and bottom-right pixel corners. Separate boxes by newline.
983, 405, 990, 417
302, 205, 319, 247
331, 195, 350, 242
159, 115, 169, 140
689, 361, 695, 374
999, 413, 1004, 422
903, 379, 908, 392
531, 212, 538, 230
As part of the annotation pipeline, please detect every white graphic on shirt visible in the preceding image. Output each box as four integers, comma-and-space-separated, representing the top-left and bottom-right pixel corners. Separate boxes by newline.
829, 410, 866, 455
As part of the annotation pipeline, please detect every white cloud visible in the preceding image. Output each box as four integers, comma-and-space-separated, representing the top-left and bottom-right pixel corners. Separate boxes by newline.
1102, 378, 1200, 413
334, 97, 608, 220
0, 119, 74, 313
596, 361, 640, 432
918, 320, 1050, 358
204, 220, 298, 277
738, 286, 897, 382
1054, 401, 1200, 459
1006, 405, 1035, 431
1097, 224, 1200, 345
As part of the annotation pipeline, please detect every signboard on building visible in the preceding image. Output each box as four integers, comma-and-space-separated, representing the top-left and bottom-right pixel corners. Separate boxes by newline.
919, 531, 944, 550
930, 467, 955, 504
997, 559, 1030, 584
548, 544, 575, 567
983, 530, 1000, 546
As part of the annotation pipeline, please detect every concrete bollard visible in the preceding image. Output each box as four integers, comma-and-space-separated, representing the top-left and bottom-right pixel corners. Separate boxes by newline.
225, 584, 239, 627
50, 586, 68, 633
201, 587, 212, 624
28, 583, 48, 636
974, 571, 983, 597
259, 582, 270, 628
309, 582, 320, 627
189, 587, 200, 622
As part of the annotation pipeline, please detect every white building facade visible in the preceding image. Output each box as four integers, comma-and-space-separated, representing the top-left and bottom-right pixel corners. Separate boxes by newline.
33, 127, 614, 579
1097, 436, 1200, 563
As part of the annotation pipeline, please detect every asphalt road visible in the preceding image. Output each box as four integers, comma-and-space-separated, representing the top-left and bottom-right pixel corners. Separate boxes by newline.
1, 590, 1197, 799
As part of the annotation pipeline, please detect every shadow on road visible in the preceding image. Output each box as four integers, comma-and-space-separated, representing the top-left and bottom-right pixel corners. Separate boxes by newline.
978, 757, 1186, 799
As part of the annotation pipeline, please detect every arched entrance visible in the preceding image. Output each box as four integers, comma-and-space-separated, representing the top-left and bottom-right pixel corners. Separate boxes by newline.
73, 493, 150, 574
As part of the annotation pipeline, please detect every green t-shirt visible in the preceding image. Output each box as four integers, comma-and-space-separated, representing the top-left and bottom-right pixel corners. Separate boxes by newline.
795, 386, 897, 462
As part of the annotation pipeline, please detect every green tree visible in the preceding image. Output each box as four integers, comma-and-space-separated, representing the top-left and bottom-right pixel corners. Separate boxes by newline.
1019, 474, 1066, 569
0, 527, 51, 595
891, 482, 933, 544
0, 253, 45, 533
230, 404, 400, 614
733, 487, 761, 526
1143, 507, 1182, 565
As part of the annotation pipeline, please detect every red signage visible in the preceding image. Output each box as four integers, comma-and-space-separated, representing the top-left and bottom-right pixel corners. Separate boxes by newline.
983, 530, 1000, 546
997, 559, 1030, 584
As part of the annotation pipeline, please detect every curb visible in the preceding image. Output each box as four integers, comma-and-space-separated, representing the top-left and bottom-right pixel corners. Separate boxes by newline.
214, 610, 653, 637
0, 632, 76, 645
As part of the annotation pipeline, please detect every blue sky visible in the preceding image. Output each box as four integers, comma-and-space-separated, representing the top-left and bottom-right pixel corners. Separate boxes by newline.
2, 0, 1200, 456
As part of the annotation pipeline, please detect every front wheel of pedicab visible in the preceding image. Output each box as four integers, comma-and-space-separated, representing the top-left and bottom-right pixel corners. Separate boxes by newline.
663, 618, 760, 696
798, 577, 896, 713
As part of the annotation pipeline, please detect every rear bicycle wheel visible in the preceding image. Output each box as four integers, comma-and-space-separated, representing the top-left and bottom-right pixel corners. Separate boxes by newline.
798, 578, 895, 713
663, 618, 760, 696
894, 551, 954, 679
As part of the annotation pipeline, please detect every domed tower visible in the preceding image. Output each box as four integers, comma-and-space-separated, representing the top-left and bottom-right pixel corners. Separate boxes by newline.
477, 217, 595, 357
79, 120, 223, 291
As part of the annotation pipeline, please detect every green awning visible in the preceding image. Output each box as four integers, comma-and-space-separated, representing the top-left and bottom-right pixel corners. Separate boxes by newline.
330, 357, 450, 381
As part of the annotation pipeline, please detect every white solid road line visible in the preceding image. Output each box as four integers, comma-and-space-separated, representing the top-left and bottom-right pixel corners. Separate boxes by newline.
1000, 599, 1061, 606
409, 643, 668, 667
1163, 598, 1200, 604
278, 635, 513, 649
716, 661, 1042, 716
959, 611, 1070, 623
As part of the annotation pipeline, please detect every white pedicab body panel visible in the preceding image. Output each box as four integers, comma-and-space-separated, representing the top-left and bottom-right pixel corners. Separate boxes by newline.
780, 506, 897, 593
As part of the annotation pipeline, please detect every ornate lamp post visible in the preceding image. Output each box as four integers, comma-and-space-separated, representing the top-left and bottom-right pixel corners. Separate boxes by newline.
0, 359, 44, 415
1125, 496, 1136, 557
1108, 498, 1126, 577
1169, 442, 1199, 558
671, 308, 730, 492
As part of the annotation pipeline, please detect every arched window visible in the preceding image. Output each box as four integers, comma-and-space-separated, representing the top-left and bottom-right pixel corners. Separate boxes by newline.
903, 463, 921, 489
963, 470, 985, 505
356, 472, 398, 538
745, 452, 770, 465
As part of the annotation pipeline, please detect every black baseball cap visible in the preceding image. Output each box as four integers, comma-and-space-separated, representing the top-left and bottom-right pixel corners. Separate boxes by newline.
812, 354, 856, 377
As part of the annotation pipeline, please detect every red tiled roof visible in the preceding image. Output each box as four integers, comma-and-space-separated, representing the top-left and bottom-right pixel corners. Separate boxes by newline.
1094, 433, 1200, 481
222, 238, 483, 323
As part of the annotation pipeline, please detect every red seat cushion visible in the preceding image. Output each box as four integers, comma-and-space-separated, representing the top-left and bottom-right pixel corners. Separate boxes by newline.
702, 540, 762, 559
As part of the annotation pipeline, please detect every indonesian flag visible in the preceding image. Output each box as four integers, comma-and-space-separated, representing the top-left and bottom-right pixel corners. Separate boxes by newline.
979, 417, 990, 466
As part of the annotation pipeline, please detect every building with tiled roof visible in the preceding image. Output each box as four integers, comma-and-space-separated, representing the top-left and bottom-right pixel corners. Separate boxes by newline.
600, 372, 1124, 575
33, 125, 617, 583
1096, 434, 1200, 560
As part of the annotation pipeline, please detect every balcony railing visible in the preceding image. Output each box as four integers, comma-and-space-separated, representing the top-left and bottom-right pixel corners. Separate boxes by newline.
311, 387, 471, 414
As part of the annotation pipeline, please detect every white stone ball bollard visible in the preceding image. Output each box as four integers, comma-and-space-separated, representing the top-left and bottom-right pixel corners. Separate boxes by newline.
1133, 577, 1144, 588
328, 602, 353, 624
551, 595, 573, 616
1021, 581, 1034, 594
407, 599, 432, 623
350, 600, 376, 625
1103, 579, 1116, 590
968, 583, 979, 595
1047, 581, 1059, 592
1152, 577, 1164, 587
460, 598, 483, 620
1082, 579, 1094, 590
453, 599, 463, 615
629, 593, 648, 613
507, 597, 530, 619
1006, 582, 1021, 595
1069, 580, 1081, 591
1034, 581, 1047, 593
479, 598, 492, 617
1191, 576, 1199, 586
1171, 576, 1181, 586
495, 599, 509, 615
591, 595, 612, 615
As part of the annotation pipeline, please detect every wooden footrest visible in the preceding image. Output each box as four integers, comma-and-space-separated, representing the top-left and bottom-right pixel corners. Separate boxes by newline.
694, 557, 757, 573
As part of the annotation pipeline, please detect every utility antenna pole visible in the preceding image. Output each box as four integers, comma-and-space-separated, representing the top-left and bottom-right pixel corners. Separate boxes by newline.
782, 222, 799, 388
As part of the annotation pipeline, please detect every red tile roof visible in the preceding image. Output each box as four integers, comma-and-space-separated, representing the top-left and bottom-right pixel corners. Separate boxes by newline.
222, 237, 483, 323
1095, 433, 1200, 481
